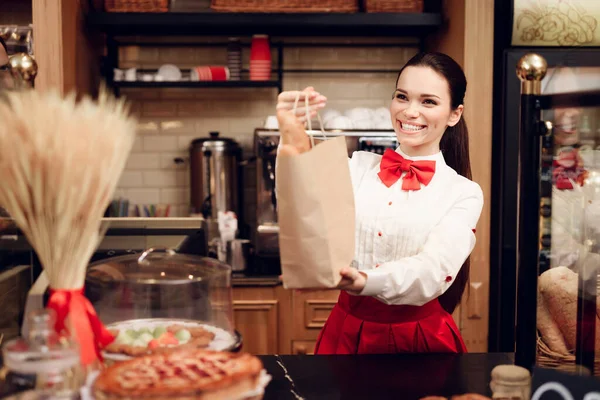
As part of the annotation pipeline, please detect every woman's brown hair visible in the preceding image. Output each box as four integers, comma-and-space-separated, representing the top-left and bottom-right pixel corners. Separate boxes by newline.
396, 52, 472, 314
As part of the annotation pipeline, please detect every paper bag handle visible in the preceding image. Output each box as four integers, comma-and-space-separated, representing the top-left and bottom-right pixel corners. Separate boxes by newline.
293, 92, 326, 148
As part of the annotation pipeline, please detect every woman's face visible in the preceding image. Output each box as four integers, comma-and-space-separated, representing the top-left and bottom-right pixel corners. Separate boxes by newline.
390, 66, 463, 156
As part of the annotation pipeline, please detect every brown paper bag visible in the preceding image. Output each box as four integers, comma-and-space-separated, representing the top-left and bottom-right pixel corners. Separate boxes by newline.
276, 108, 356, 288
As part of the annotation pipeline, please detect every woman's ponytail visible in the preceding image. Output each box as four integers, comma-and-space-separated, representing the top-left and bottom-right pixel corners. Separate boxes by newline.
397, 52, 472, 314
438, 117, 472, 314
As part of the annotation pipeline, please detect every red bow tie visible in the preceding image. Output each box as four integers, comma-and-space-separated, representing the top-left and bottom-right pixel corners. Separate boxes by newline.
377, 149, 436, 190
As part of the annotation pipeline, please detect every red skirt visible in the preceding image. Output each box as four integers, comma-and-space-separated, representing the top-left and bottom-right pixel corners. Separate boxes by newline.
314, 291, 467, 354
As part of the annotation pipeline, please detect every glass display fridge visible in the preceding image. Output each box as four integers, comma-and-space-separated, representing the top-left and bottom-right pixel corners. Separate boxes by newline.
513, 53, 600, 375
490, 48, 600, 353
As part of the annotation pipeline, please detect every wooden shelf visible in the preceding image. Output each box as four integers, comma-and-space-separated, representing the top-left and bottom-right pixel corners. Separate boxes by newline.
86, 12, 442, 37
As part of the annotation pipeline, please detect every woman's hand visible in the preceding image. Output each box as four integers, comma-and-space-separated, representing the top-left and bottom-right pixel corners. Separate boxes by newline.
276, 87, 327, 155
336, 267, 367, 294
285, 267, 367, 295
276, 109, 310, 155
276, 86, 327, 123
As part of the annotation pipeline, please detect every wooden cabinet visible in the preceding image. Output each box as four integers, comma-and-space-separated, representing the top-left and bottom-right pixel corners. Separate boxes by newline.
233, 298, 279, 355
232, 284, 338, 355
232, 285, 292, 355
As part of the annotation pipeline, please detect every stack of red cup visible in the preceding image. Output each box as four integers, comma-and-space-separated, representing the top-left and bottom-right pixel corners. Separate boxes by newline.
191, 66, 230, 81
250, 34, 271, 81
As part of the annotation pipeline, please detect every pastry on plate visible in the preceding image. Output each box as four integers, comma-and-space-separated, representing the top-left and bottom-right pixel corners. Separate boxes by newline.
104, 323, 216, 357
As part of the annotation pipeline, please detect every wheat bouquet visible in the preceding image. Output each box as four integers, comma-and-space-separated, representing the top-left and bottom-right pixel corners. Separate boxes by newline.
0, 89, 136, 365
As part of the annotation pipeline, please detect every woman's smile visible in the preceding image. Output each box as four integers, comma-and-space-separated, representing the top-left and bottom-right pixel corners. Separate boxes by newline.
397, 120, 427, 134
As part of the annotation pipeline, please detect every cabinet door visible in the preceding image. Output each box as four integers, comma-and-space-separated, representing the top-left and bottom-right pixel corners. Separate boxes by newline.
292, 290, 339, 341
233, 287, 281, 355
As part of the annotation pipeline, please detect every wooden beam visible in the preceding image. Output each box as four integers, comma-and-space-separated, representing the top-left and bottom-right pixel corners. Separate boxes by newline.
425, 0, 466, 67
32, 0, 98, 95
461, 0, 494, 353
32, 0, 65, 92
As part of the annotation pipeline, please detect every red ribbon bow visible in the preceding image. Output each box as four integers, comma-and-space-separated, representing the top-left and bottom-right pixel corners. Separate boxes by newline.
377, 149, 436, 190
47, 288, 115, 366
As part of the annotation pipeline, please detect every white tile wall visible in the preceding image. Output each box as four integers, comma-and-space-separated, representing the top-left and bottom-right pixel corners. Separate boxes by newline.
118, 171, 144, 188
125, 188, 161, 205
142, 170, 185, 187
126, 154, 161, 170
115, 39, 418, 217
160, 188, 190, 205
142, 136, 179, 152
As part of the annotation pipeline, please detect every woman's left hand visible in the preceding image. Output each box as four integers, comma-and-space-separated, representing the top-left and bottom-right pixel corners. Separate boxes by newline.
337, 267, 367, 294
292, 268, 367, 294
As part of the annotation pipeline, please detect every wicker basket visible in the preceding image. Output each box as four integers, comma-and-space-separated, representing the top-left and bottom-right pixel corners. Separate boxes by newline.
211, 0, 359, 13
537, 334, 600, 376
364, 0, 423, 13
105, 0, 169, 12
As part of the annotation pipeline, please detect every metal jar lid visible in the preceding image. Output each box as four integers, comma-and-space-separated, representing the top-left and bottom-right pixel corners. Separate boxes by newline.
491, 365, 531, 386
190, 131, 240, 153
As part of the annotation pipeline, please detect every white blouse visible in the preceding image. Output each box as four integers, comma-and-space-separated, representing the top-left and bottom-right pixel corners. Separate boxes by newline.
350, 148, 484, 306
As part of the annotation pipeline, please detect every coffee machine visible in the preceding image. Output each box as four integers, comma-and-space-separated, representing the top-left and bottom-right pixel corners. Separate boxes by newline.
189, 131, 244, 257
253, 129, 398, 275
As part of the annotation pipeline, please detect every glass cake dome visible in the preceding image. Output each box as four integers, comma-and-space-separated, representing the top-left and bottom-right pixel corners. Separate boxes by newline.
84, 247, 240, 360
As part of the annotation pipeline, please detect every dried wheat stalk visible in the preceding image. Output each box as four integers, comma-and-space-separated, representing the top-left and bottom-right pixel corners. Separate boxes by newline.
0, 89, 136, 289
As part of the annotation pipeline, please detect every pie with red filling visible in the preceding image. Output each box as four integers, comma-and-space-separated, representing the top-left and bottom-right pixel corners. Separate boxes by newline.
93, 349, 263, 400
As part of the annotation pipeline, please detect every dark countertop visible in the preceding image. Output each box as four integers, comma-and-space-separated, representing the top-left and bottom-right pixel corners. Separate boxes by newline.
0, 352, 513, 399
259, 353, 514, 400
232, 274, 281, 287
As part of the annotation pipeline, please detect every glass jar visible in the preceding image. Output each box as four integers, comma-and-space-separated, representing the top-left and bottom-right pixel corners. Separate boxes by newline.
1, 309, 84, 399
489, 364, 531, 400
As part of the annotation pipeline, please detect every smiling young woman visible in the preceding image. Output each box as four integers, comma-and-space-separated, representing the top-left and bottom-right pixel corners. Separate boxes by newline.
275, 52, 483, 354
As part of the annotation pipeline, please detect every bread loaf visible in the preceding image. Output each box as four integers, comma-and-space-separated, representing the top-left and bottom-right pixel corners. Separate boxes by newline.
538, 266, 600, 352
537, 285, 570, 355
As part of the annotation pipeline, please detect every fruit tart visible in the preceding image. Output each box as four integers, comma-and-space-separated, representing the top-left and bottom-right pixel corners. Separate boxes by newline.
104, 324, 216, 357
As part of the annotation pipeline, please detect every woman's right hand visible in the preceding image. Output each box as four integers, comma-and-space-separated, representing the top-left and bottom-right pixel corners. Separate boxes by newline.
276, 86, 327, 123
276, 87, 327, 155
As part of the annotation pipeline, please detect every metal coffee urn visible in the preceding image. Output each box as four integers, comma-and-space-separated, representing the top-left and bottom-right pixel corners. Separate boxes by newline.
189, 132, 243, 250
